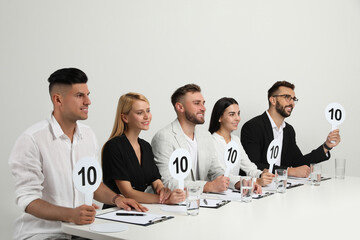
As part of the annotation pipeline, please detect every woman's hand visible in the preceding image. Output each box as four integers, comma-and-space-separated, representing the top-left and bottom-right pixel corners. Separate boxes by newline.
157, 187, 172, 204
164, 189, 186, 204
253, 182, 262, 194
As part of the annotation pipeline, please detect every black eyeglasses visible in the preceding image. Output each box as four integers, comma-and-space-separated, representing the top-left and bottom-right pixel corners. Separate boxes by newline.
272, 94, 298, 104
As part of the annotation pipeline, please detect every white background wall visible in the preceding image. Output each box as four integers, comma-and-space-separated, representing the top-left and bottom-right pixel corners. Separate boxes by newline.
1, 0, 359, 238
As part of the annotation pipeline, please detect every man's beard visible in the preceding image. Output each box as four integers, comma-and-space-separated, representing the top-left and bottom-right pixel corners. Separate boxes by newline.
275, 101, 292, 118
185, 110, 205, 124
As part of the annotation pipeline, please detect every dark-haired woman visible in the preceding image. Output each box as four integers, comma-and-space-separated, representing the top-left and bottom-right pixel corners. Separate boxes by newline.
209, 97, 274, 188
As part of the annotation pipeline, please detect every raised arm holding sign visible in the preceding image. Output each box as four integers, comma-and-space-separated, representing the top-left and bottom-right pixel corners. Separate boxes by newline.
241, 81, 341, 179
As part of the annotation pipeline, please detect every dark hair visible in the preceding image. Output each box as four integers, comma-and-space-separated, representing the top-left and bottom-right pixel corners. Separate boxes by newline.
208, 97, 238, 134
267, 81, 295, 105
48, 68, 88, 93
171, 84, 201, 107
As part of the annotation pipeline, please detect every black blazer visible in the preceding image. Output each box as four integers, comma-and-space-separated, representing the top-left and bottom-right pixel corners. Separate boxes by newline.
240, 112, 330, 173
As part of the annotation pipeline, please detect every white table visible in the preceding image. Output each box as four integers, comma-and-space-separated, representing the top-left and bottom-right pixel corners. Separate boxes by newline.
62, 177, 360, 240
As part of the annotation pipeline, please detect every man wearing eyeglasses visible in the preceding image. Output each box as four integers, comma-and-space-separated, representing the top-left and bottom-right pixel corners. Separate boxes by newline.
240, 81, 340, 177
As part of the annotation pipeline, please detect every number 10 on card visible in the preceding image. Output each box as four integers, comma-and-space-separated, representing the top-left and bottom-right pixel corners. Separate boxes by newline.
169, 149, 192, 190
223, 141, 240, 177
73, 157, 102, 205
325, 102, 346, 131
267, 139, 282, 174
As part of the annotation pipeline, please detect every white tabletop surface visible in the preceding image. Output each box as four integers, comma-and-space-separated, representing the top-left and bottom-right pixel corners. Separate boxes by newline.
62, 177, 360, 240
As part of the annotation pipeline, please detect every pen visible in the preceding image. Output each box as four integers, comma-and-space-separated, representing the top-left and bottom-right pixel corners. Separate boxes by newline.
116, 213, 145, 216
208, 191, 226, 195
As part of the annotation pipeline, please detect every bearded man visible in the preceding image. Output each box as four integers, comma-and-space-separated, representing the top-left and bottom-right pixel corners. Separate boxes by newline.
241, 81, 340, 177
151, 84, 230, 193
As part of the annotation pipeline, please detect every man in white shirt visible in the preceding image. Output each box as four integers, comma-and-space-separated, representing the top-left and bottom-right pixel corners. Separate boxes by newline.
9, 68, 147, 240
241, 81, 341, 177
151, 84, 230, 192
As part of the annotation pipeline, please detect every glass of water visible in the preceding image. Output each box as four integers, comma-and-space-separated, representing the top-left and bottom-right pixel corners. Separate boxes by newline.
310, 163, 322, 186
186, 185, 201, 216
240, 176, 253, 203
275, 169, 287, 193
335, 158, 346, 179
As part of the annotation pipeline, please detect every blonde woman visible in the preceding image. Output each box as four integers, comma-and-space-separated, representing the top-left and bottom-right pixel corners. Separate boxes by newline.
102, 93, 185, 208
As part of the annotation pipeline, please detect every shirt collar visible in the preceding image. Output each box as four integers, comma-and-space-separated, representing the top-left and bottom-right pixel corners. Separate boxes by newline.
49, 114, 82, 140
213, 132, 233, 143
212, 132, 223, 141
266, 110, 286, 132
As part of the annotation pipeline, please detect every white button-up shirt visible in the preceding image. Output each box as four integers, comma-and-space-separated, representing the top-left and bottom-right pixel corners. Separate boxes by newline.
212, 132, 262, 189
266, 111, 286, 166
8, 115, 98, 240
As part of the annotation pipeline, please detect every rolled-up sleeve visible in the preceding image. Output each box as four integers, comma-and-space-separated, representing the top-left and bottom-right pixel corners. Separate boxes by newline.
9, 134, 44, 211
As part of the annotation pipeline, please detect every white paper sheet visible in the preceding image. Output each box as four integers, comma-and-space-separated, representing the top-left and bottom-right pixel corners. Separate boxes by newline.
160, 205, 187, 213
96, 210, 173, 226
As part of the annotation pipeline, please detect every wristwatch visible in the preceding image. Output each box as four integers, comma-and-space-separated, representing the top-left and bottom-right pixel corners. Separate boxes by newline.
323, 142, 332, 151
112, 194, 123, 205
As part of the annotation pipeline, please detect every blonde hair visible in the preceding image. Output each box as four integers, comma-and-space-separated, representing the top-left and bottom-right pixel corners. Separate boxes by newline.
108, 92, 149, 140
102, 92, 149, 164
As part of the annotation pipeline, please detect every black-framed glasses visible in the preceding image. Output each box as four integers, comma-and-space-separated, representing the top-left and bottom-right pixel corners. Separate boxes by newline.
272, 94, 298, 104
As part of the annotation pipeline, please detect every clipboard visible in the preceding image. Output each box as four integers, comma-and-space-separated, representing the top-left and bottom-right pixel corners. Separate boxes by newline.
199, 199, 230, 208
205, 189, 241, 201
252, 192, 275, 199
179, 199, 230, 208
96, 210, 174, 226
231, 190, 275, 200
